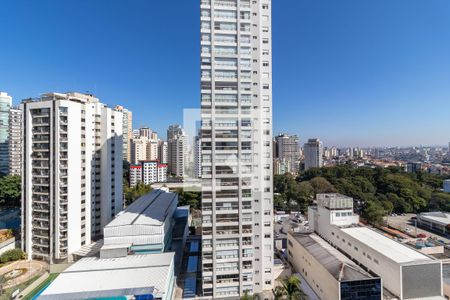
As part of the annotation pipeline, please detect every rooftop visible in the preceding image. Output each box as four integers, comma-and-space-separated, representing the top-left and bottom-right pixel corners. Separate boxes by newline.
341, 227, 431, 264
106, 189, 177, 228
290, 232, 377, 282
418, 212, 450, 226
40, 253, 174, 300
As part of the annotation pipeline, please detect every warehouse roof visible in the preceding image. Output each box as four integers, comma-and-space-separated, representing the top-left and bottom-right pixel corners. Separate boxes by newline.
341, 227, 431, 264
40, 253, 174, 300
290, 232, 376, 282
106, 189, 177, 227
418, 212, 450, 227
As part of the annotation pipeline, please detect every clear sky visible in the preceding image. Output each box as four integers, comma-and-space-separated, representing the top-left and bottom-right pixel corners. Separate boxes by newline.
1, 0, 450, 147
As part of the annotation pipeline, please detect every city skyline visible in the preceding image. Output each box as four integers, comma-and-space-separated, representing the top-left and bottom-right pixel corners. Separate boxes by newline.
1, 0, 450, 147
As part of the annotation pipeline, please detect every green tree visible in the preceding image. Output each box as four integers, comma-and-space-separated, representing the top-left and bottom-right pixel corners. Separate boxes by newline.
175, 189, 202, 210
241, 290, 254, 300
362, 200, 385, 225
274, 275, 308, 300
0, 175, 21, 208
309, 177, 336, 195
124, 182, 153, 206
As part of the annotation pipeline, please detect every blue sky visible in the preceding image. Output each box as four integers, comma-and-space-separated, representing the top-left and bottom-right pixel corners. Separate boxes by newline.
1, 0, 450, 147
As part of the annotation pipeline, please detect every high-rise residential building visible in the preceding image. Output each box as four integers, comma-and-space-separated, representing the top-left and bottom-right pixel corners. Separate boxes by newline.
130, 137, 149, 164
21, 92, 123, 263
304, 138, 323, 171
147, 139, 159, 160
167, 124, 183, 141
194, 135, 202, 178
8, 106, 22, 176
158, 140, 168, 164
167, 128, 187, 178
200, 0, 274, 297
139, 127, 152, 139
0, 92, 12, 175
275, 133, 300, 174
114, 105, 132, 163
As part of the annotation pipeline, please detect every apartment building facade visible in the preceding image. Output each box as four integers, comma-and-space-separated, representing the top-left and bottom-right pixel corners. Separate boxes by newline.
0, 92, 12, 175
21, 92, 123, 263
8, 106, 22, 176
304, 138, 323, 171
200, 0, 274, 297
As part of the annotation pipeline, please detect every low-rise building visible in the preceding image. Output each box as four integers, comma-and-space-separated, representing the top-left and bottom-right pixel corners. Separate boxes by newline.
40, 252, 175, 300
308, 193, 444, 300
130, 160, 168, 187
417, 212, 450, 235
102, 189, 178, 255
287, 232, 382, 300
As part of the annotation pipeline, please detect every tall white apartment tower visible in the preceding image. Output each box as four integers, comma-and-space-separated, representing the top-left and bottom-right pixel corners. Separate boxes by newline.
200, 0, 274, 297
9, 106, 22, 176
304, 138, 323, 171
21, 92, 123, 263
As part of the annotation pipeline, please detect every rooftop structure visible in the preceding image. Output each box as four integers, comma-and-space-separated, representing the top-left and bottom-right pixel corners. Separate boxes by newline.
417, 212, 450, 235
308, 193, 444, 299
341, 227, 431, 264
103, 189, 178, 254
40, 252, 175, 300
288, 232, 382, 300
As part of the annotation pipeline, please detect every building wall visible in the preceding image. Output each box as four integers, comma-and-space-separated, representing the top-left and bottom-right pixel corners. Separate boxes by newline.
21, 93, 123, 263
304, 139, 323, 171
402, 263, 442, 299
8, 107, 22, 176
287, 234, 339, 300
200, 0, 274, 297
0, 92, 12, 175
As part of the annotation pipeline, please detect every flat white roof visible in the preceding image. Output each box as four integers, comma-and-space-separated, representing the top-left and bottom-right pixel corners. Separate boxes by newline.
418, 212, 450, 226
341, 227, 431, 264
40, 253, 174, 300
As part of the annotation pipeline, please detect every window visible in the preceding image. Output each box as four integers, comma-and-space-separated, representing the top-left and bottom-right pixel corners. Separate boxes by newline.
263, 61, 269, 67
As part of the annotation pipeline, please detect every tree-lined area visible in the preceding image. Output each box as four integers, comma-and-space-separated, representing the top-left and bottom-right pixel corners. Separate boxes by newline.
274, 165, 450, 224
0, 175, 21, 208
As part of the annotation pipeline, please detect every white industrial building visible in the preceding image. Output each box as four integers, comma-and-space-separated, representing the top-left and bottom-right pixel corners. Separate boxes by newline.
102, 189, 178, 256
287, 232, 382, 300
21, 92, 123, 263
40, 252, 175, 300
308, 193, 444, 300
417, 212, 450, 235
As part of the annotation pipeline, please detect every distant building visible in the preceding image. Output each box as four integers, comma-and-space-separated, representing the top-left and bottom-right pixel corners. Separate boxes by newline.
406, 162, 422, 173
308, 193, 443, 299
129, 164, 142, 187
287, 232, 382, 300
114, 105, 132, 163
417, 212, 450, 235
274, 158, 292, 175
158, 140, 168, 164
167, 124, 183, 140
275, 133, 300, 174
0, 92, 12, 175
130, 137, 159, 165
8, 106, 22, 176
129, 160, 167, 187
304, 138, 323, 171
194, 135, 201, 178
167, 125, 187, 178
444, 179, 450, 193
21, 92, 123, 263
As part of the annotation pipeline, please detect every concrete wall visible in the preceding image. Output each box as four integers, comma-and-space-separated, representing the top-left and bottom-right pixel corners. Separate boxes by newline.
402, 263, 442, 299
